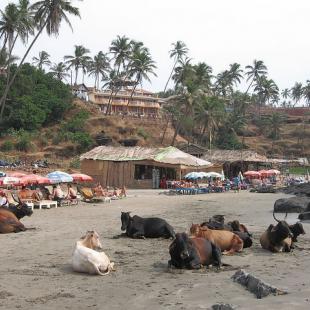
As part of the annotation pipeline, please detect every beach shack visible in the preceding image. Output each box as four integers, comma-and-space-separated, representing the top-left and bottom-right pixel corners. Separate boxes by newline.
80, 146, 212, 188
203, 150, 268, 177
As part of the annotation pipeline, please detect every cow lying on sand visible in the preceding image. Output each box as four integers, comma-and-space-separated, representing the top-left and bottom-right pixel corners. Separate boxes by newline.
190, 224, 243, 254
121, 212, 175, 239
201, 215, 253, 248
168, 232, 222, 269
289, 222, 305, 242
260, 212, 293, 252
72, 231, 115, 275
0, 205, 33, 234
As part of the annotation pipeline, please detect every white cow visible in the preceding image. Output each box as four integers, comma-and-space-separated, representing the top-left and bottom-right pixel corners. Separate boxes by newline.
72, 231, 115, 275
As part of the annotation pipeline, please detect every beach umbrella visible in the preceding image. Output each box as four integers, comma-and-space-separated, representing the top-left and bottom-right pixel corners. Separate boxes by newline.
266, 169, 280, 175
206, 172, 222, 178
244, 171, 261, 179
184, 172, 201, 179
7, 172, 26, 178
47, 171, 73, 183
0, 176, 20, 186
70, 173, 93, 182
15, 174, 51, 186
259, 169, 273, 177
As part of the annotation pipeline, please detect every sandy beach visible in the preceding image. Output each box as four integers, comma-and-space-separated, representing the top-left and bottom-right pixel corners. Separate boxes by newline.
0, 190, 310, 310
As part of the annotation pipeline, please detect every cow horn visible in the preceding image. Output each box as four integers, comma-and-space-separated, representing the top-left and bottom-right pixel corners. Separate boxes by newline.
273, 210, 280, 223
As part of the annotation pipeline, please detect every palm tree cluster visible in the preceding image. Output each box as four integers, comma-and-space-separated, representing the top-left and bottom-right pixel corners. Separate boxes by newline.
0, 0, 81, 121
161, 41, 310, 147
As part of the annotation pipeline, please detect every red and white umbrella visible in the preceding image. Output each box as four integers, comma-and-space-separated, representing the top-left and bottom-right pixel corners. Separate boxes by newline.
70, 173, 93, 182
259, 169, 273, 177
266, 169, 281, 175
0, 176, 20, 186
7, 172, 27, 178
244, 171, 261, 179
15, 174, 51, 186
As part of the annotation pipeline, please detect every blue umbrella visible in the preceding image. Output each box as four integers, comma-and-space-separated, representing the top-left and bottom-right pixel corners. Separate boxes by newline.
47, 171, 73, 183
184, 172, 204, 180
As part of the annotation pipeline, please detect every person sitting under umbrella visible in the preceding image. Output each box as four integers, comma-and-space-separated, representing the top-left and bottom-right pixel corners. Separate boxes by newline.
66, 184, 77, 200
52, 185, 64, 205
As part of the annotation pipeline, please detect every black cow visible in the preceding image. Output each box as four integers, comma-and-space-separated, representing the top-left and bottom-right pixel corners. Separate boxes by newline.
260, 212, 293, 252
233, 231, 253, 248
289, 222, 305, 242
168, 232, 222, 269
121, 212, 175, 239
7, 203, 33, 220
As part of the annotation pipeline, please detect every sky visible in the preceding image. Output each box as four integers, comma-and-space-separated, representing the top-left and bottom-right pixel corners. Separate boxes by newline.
2, 0, 310, 94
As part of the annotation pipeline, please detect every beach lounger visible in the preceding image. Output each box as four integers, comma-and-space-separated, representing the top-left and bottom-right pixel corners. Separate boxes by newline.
34, 200, 57, 209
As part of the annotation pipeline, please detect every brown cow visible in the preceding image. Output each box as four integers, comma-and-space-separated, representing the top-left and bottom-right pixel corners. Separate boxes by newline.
0, 207, 27, 233
190, 224, 243, 255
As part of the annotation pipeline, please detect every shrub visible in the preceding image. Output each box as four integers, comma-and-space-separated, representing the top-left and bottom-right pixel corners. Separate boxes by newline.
137, 127, 149, 140
15, 134, 34, 152
0, 140, 14, 152
62, 110, 89, 133
71, 132, 93, 153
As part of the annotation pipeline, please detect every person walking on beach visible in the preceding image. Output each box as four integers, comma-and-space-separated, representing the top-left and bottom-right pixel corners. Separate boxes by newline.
233, 176, 241, 193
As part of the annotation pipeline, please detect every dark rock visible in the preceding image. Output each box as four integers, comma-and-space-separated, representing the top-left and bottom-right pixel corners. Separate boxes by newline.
211, 303, 235, 310
274, 197, 310, 213
283, 183, 310, 197
231, 269, 288, 299
298, 211, 310, 221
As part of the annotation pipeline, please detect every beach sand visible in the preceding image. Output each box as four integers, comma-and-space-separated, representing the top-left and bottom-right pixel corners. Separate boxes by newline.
0, 190, 310, 310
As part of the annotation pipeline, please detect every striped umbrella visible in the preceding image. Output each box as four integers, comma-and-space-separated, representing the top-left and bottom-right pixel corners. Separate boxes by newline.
70, 173, 93, 182
47, 171, 73, 183
0, 176, 20, 186
15, 174, 51, 186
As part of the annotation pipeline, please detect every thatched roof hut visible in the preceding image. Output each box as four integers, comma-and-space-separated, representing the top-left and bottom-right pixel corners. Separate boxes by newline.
80, 146, 212, 188
203, 150, 268, 177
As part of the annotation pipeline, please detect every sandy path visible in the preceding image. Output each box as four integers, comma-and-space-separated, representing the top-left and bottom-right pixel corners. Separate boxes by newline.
0, 190, 310, 310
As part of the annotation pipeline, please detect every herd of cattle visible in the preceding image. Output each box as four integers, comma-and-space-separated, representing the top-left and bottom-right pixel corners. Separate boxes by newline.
0, 204, 306, 275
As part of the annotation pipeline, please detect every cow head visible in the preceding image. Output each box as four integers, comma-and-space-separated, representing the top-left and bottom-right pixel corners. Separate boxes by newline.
174, 232, 191, 260
11, 203, 33, 219
189, 223, 201, 236
81, 230, 102, 250
290, 222, 306, 238
121, 212, 131, 231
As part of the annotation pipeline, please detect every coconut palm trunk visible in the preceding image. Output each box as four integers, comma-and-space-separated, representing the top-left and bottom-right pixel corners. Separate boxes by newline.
0, 18, 49, 120
163, 61, 177, 93
171, 120, 181, 146
160, 116, 170, 144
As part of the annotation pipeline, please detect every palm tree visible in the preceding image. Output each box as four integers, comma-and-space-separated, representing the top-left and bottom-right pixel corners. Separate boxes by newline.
49, 61, 69, 81
291, 82, 303, 106
263, 112, 286, 140
303, 80, 310, 107
194, 62, 213, 92
214, 70, 231, 97
163, 41, 188, 92
194, 96, 225, 147
88, 51, 110, 89
228, 63, 243, 88
245, 60, 267, 94
109, 35, 131, 75
32, 50, 51, 70
64, 45, 91, 85
281, 88, 291, 100
254, 76, 279, 107
0, 0, 80, 120
125, 49, 157, 114
172, 57, 193, 89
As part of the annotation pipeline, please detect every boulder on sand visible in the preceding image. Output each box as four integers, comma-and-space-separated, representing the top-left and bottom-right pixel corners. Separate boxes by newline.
274, 196, 310, 213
